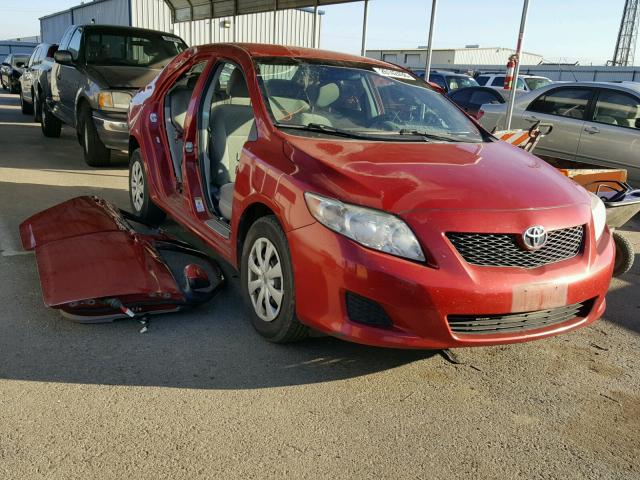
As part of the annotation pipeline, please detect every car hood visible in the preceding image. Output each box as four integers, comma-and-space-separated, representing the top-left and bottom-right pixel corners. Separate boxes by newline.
285, 136, 589, 214
86, 65, 161, 89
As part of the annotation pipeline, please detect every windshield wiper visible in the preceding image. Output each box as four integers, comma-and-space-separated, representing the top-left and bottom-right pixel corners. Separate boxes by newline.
276, 122, 381, 140
398, 129, 467, 143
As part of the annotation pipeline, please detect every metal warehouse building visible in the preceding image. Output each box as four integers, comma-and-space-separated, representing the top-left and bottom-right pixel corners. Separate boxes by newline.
366, 46, 544, 70
40, 0, 321, 48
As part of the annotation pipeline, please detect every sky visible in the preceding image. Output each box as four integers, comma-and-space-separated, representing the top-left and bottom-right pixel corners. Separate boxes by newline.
0, 0, 630, 66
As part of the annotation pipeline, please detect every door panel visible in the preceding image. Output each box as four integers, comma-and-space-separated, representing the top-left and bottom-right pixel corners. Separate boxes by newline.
520, 87, 594, 160
576, 89, 640, 181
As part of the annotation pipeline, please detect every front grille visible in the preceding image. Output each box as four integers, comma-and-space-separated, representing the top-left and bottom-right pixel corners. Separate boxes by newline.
447, 225, 584, 268
448, 299, 594, 335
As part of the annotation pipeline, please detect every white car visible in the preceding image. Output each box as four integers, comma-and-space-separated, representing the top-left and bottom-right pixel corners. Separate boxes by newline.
476, 73, 552, 92
478, 81, 640, 181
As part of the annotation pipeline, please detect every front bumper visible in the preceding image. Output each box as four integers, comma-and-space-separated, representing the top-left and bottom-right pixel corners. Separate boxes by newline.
288, 216, 615, 349
92, 111, 129, 151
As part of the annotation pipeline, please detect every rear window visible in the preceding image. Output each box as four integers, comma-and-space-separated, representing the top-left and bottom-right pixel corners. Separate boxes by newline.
85, 30, 187, 67
11, 55, 29, 66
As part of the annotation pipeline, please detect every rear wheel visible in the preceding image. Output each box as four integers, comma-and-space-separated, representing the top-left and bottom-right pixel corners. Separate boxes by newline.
241, 216, 308, 343
79, 104, 111, 167
40, 100, 62, 138
20, 89, 33, 114
613, 231, 634, 276
129, 149, 166, 224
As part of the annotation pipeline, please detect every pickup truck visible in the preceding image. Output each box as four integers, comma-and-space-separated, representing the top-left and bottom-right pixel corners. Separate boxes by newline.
46, 24, 187, 166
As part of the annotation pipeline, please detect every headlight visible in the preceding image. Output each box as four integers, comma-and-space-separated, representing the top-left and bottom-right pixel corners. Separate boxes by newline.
304, 192, 426, 262
98, 91, 132, 110
590, 192, 606, 241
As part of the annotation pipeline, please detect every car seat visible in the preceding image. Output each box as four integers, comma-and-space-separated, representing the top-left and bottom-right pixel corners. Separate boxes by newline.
209, 68, 256, 220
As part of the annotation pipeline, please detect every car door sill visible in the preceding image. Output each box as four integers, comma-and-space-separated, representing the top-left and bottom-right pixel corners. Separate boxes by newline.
205, 217, 231, 239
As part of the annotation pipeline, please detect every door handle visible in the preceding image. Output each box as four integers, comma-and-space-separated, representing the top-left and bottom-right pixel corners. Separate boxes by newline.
584, 125, 600, 134
523, 114, 539, 122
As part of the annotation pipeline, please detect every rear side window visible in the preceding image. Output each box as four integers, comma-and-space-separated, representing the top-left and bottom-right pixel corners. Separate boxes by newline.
429, 74, 446, 89
469, 90, 500, 106
527, 87, 593, 120
593, 90, 640, 129
449, 88, 472, 104
475, 76, 489, 86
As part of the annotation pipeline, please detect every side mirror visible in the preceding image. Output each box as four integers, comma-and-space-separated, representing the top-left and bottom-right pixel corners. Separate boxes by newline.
16, 61, 25, 68
54, 50, 73, 66
1, 62, 10, 67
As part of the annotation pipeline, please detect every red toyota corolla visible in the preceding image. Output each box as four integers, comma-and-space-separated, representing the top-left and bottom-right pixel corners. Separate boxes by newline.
127, 43, 614, 348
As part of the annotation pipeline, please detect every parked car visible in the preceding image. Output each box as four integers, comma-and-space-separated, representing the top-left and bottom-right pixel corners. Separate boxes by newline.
479, 81, 640, 181
127, 44, 614, 348
18, 43, 58, 118
0, 53, 30, 93
45, 24, 188, 166
423, 70, 478, 93
447, 85, 512, 119
476, 73, 552, 92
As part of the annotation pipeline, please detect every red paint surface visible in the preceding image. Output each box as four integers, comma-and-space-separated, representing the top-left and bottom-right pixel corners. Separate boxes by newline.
126, 44, 615, 348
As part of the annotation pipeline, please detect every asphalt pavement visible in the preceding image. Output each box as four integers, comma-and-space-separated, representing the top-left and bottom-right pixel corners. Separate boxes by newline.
0, 92, 638, 479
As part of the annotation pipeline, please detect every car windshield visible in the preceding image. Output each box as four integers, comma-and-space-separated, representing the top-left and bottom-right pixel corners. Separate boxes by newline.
85, 30, 187, 67
12, 55, 29, 67
524, 77, 552, 90
446, 76, 478, 91
256, 58, 484, 143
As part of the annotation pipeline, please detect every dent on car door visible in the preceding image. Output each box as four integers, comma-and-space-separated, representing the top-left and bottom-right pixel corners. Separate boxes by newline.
520, 86, 594, 160
576, 89, 640, 180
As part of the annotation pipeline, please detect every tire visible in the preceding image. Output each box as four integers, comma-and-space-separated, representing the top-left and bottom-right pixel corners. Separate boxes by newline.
20, 89, 33, 114
79, 103, 111, 167
241, 216, 308, 343
33, 89, 40, 122
40, 100, 62, 138
129, 149, 166, 224
613, 231, 634, 276
1, 78, 6, 90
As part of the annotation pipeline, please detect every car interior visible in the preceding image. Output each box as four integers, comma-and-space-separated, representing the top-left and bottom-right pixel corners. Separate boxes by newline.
593, 93, 640, 128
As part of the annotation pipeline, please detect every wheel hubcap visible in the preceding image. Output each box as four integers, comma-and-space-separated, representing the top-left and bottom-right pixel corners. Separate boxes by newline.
248, 237, 284, 322
130, 161, 145, 212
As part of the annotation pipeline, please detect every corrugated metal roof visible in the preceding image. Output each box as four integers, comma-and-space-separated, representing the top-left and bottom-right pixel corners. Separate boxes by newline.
163, 0, 353, 22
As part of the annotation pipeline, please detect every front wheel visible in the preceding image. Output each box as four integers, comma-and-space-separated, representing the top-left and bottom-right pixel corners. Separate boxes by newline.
79, 104, 111, 167
128, 149, 166, 224
41, 100, 62, 138
241, 216, 308, 343
20, 89, 33, 114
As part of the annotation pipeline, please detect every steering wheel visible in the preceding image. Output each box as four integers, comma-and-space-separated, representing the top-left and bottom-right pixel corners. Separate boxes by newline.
367, 112, 403, 130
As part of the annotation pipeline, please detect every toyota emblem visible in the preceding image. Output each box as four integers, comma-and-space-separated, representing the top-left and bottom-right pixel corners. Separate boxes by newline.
522, 225, 547, 250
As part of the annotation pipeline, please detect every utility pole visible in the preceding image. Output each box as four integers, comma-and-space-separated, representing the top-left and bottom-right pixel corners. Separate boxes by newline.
360, 0, 370, 57
611, 0, 640, 66
505, 0, 530, 130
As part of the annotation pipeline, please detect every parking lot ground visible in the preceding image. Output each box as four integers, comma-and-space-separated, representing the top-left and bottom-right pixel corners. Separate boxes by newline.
0, 91, 639, 479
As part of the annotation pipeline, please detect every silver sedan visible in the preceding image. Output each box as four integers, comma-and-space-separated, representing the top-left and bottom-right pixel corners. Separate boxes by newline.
479, 81, 640, 182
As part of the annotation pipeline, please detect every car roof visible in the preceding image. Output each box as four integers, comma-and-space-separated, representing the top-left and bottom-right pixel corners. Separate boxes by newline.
195, 43, 400, 69
540, 80, 640, 94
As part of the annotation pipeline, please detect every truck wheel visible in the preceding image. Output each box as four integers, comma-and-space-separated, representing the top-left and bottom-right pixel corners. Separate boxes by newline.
41, 100, 62, 138
129, 149, 166, 224
20, 89, 33, 115
80, 104, 110, 167
241, 216, 308, 344
613, 231, 634, 276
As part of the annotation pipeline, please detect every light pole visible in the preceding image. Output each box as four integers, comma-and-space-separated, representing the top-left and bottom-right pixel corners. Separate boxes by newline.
505, 0, 530, 129
424, 0, 438, 79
